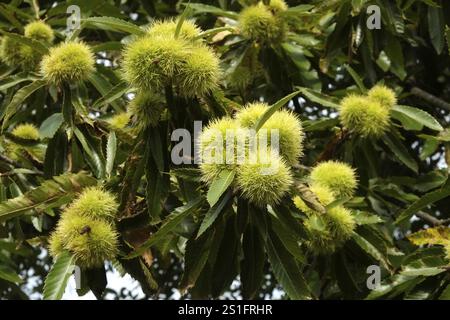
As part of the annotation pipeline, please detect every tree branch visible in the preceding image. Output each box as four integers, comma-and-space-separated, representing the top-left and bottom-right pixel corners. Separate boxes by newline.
0, 153, 22, 168
411, 87, 450, 112
416, 211, 449, 226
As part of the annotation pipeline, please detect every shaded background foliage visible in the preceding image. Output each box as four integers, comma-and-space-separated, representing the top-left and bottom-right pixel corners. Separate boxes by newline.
0, 0, 449, 300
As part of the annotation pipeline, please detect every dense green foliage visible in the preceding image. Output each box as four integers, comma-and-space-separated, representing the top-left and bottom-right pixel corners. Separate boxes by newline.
0, 0, 450, 300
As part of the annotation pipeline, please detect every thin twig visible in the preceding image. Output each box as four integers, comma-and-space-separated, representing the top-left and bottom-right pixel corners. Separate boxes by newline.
0, 154, 43, 175
411, 87, 450, 112
0, 154, 22, 168
416, 211, 448, 226
32, 0, 40, 19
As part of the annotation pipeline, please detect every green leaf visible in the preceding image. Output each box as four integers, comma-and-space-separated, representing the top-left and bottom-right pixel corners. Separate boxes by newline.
272, 204, 308, 242
206, 170, 235, 207
446, 25, 450, 55
254, 90, 301, 132
39, 113, 64, 139
287, 4, 315, 13
126, 197, 204, 259
352, 232, 391, 271
0, 265, 22, 283
385, 34, 406, 80
197, 190, 232, 239
195, 27, 236, 40
240, 222, 265, 299
427, 6, 445, 54
1, 80, 47, 130
408, 226, 450, 246
353, 211, 384, 225
43, 251, 75, 300
43, 130, 67, 178
0, 172, 97, 223
170, 168, 202, 182
88, 73, 122, 111
383, 132, 418, 173
210, 213, 240, 297
282, 43, 321, 90
85, 266, 107, 299
148, 126, 164, 172
92, 81, 128, 109
187, 3, 238, 19
439, 284, 450, 300
376, 51, 391, 72
106, 131, 117, 178
325, 196, 352, 210
303, 118, 339, 132
334, 252, 361, 295
62, 85, 73, 126
366, 248, 446, 299
401, 265, 445, 277
74, 127, 105, 179
420, 137, 440, 160
297, 87, 341, 109
344, 64, 367, 92
82, 16, 146, 35
265, 228, 312, 300
271, 216, 306, 264
0, 30, 49, 55
391, 105, 443, 131
146, 162, 165, 222
92, 41, 123, 53
175, 1, 192, 38
395, 180, 450, 225
0, 4, 24, 30
365, 272, 421, 300
180, 228, 215, 293
0, 74, 36, 91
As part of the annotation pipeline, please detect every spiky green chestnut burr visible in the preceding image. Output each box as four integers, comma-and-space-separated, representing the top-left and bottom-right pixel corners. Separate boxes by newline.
236, 149, 293, 206
0, 36, 23, 67
339, 94, 390, 138
122, 36, 188, 91
1, 37, 41, 71
176, 45, 221, 97
238, 4, 285, 44
235, 102, 304, 166
303, 215, 337, 255
8, 124, 44, 162
108, 112, 130, 130
235, 102, 267, 128
198, 117, 241, 184
293, 184, 335, 215
24, 21, 54, 43
127, 92, 165, 131
229, 65, 253, 89
310, 161, 358, 198
19, 45, 42, 71
67, 187, 118, 221
267, 0, 288, 12
11, 123, 40, 140
327, 206, 356, 243
445, 243, 450, 262
303, 206, 355, 255
49, 214, 119, 269
48, 231, 64, 258
41, 42, 95, 85
368, 84, 397, 110
147, 19, 202, 41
